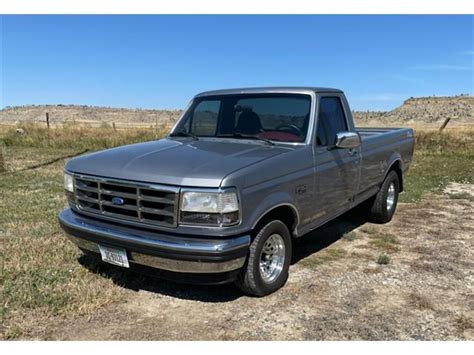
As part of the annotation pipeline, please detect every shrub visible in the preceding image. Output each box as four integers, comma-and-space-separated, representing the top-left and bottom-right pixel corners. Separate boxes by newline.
377, 254, 390, 265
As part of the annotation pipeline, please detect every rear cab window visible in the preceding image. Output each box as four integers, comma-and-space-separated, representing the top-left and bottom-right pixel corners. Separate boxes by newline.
233, 96, 311, 142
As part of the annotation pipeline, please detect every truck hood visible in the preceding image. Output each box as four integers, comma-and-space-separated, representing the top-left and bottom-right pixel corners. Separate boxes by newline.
65, 138, 291, 187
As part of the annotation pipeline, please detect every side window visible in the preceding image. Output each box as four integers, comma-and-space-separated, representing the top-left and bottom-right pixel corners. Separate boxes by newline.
191, 100, 220, 136
316, 97, 348, 146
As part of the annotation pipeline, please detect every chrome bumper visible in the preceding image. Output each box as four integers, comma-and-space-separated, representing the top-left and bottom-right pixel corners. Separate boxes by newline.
58, 208, 250, 274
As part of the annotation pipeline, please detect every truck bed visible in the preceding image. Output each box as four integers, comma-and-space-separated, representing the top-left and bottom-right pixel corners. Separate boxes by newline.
356, 127, 412, 138
356, 127, 414, 147
354, 126, 415, 197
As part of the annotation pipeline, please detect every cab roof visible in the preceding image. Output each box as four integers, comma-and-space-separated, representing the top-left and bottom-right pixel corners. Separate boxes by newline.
195, 86, 343, 97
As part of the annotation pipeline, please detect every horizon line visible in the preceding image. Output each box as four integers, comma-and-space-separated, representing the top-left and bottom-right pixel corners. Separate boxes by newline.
1, 93, 472, 113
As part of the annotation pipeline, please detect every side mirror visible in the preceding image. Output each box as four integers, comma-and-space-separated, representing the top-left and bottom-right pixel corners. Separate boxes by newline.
335, 132, 360, 149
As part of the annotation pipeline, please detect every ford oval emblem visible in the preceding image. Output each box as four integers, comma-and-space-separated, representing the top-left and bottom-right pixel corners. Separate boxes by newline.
111, 197, 125, 206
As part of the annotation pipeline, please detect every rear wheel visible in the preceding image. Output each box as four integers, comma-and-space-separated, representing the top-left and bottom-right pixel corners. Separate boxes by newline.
235, 220, 292, 296
368, 170, 400, 223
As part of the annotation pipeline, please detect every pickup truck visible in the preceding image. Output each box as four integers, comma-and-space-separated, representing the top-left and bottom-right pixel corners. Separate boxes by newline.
59, 87, 414, 296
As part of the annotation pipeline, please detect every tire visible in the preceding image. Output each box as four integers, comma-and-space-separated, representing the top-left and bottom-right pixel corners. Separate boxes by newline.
235, 220, 292, 296
368, 170, 400, 223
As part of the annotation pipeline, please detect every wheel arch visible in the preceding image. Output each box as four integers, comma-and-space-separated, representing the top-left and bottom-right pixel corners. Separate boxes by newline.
251, 203, 300, 238
384, 159, 404, 192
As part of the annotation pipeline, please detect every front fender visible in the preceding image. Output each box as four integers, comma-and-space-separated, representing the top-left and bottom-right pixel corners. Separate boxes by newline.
244, 190, 299, 233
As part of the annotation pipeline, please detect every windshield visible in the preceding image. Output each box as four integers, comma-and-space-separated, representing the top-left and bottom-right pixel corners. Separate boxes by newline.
173, 94, 312, 143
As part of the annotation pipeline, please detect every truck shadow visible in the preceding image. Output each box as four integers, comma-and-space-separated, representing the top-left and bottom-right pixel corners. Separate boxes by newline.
78, 254, 243, 302
78, 204, 370, 302
291, 204, 370, 264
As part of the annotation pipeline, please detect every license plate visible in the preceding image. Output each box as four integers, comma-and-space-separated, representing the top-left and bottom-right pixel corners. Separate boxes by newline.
98, 245, 129, 268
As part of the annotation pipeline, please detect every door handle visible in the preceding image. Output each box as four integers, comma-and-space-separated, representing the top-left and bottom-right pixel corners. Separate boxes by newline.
348, 149, 358, 156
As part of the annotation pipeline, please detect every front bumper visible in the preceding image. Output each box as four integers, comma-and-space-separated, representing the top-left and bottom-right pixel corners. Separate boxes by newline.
58, 208, 250, 275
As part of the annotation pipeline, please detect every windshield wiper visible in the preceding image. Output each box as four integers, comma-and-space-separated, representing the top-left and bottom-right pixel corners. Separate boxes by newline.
218, 132, 275, 145
169, 131, 199, 140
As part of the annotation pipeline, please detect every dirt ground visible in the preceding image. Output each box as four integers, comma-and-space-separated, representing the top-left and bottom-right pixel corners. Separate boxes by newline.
25, 184, 473, 340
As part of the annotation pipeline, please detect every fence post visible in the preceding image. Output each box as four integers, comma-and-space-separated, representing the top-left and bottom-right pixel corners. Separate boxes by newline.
0, 141, 6, 173
439, 116, 451, 131
46, 112, 50, 145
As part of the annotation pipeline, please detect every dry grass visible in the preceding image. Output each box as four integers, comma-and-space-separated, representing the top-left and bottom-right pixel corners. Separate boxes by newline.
447, 192, 474, 201
362, 266, 382, 274
407, 292, 435, 311
400, 128, 474, 202
414, 128, 474, 154
342, 231, 357, 241
0, 149, 128, 339
0, 123, 172, 339
410, 245, 434, 255
300, 247, 347, 268
455, 316, 474, 333
368, 233, 400, 253
0, 122, 169, 151
0, 124, 473, 339
0, 142, 5, 172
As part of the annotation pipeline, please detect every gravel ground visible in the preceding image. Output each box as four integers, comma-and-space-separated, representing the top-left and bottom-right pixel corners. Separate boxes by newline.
29, 185, 474, 340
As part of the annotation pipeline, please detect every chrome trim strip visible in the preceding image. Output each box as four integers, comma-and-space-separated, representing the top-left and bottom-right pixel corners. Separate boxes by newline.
169, 99, 193, 134
73, 173, 180, 193
66, 235, 246, 273
59, 208, 250, 255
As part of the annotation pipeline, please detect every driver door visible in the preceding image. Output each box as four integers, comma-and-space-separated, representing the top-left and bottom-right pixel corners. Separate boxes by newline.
312, 95, 361, 221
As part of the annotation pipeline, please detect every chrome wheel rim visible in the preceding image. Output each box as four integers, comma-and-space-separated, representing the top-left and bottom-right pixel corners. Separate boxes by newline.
386, 182, 395, 211
259, 234, 286, 284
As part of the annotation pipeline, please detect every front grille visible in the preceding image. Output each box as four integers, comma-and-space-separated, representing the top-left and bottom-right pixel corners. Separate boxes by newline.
73, 175, 179, 228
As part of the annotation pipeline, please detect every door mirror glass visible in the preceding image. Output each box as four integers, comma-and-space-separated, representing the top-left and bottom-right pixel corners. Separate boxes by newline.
335, 132, 360, 149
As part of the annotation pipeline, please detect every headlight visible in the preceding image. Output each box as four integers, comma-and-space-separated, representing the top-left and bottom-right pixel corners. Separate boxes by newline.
64, 172, 74, 193
180, 190, 239, 226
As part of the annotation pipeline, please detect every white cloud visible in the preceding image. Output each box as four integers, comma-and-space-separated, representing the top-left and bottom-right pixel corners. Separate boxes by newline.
457, 50, 474, 56
411, 64, 472, 71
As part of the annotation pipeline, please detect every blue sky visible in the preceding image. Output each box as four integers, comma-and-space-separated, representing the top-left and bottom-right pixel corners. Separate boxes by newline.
1, 15, 473, 111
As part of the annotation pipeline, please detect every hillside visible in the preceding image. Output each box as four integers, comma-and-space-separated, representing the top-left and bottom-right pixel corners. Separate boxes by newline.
0, 105, 182, 127
0, 95, 472, 127
353, 95, 473, 124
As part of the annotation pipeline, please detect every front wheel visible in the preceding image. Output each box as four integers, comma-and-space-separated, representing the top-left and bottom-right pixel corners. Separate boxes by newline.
368, 170, 400, 223
235, 220, 292, 296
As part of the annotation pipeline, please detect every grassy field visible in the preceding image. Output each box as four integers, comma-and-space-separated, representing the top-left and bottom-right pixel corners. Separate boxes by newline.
0, 124, 170, 339
400, 128, 474, 202
0, 123, 473, 339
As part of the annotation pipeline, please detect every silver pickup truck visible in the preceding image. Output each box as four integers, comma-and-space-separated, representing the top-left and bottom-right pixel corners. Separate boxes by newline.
59, 87, 414, 296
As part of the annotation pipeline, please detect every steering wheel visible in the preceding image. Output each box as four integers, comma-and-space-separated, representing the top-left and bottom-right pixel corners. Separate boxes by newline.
275, 124, 303, 137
